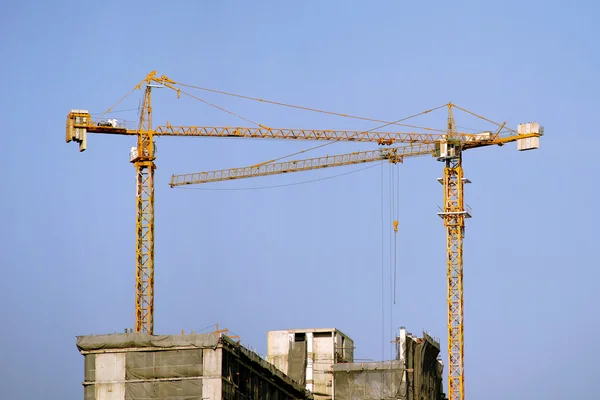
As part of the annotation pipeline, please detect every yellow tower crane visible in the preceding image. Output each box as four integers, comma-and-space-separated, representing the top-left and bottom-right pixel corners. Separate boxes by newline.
66, 71, 542, 400
169, 108, 543, 400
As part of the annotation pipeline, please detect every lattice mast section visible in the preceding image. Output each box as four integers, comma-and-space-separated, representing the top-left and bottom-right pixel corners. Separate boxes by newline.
133, 84, 156, 334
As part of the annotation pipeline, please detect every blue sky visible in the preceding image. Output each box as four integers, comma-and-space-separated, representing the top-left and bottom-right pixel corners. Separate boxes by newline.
2, 0, 599, 398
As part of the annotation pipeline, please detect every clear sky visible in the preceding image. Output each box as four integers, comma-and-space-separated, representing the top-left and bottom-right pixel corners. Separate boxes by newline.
2, 0, 599, 398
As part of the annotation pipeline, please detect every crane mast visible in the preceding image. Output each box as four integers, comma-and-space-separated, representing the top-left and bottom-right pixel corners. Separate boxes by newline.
132, 84, 156, 334
439, 104, 468, 400
442, 154, 466, 400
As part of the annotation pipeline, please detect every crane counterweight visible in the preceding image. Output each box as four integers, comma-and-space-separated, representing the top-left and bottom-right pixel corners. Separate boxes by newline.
517, 122, 542, 151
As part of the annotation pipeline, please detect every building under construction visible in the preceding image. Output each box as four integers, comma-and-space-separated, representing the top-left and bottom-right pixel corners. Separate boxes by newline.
77, 332, 312, 400
332, 328, 445, 400
77, 326, 446, 400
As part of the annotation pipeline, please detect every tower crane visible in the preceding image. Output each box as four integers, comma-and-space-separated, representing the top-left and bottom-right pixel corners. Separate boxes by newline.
66, 71, 542, 400
169, 106, 543, 400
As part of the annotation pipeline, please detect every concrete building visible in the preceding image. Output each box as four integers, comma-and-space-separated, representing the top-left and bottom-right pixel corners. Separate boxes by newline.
333, 327, 446, 400
76, 332, 312, 400
267, 328, 354, 399
77, 327, 445, 400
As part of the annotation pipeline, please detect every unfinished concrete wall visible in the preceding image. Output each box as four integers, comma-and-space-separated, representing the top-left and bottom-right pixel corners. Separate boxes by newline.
94, 353, 125, 400
333, 330, 353, 363
401, 330, 445, 400
333, 361, 406, 400
77, 332, 311, 400
203, 345, 222, 400
267, 330, 292, 377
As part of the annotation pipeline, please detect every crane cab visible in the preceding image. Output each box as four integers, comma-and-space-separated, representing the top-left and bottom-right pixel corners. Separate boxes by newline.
130, 143, 158, 163
435, 136, 461, 161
